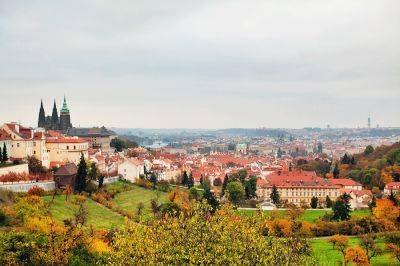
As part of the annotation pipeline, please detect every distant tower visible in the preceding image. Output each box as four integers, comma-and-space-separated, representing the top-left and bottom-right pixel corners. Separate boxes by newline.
51, 100, 59, 130
367, 116, 371, 129
59, 96, 72, 133
38, 100, 46, 128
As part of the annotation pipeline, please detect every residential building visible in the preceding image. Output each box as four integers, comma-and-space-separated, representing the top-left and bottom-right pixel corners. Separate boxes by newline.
118, 158, 145, 182
67, 126, 117, 150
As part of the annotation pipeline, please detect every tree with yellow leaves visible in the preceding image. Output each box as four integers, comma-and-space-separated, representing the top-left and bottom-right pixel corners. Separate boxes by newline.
345, 246, 369, 266
328, 234, 349, 264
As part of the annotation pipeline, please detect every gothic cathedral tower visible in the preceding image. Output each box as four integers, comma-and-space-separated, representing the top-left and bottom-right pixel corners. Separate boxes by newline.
38, 100, 46, 128
59, 96, 72, 133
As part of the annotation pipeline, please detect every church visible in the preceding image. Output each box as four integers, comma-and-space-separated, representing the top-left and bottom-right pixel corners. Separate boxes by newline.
38, 97, 72, 133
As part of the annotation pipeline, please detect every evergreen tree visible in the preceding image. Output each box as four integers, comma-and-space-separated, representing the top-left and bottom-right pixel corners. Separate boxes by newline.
364, 145, 374, 156
332, 193, 352, 221
98, 175, 104, 189
75, 153, 88, 193
88, 162, 99, 181
270, 185, 280, 206
341, 153, 351, 164
181, 171, 189, 186
245, 176, 258, 199
317, 142, 323, 154
2, 143, 8, 163
277, 147, 283, 158
203, 187, 219, 213
221, 174, 230, 196
333, 163, 340, 178
350, 156, 356, 165
187, 173, 194, 188
310, 196, 318, 209
325, 195, 333, 208
368, 196, 377, 211
149, 173, 158, 187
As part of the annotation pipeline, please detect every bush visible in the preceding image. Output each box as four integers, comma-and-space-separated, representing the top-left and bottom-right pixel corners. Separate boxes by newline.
0, 208, 6, 225
135, 178, 153, 189
157, 180, 170, 192
27, 186, 45, 197
85, 181, 98, 195
213, 177, 222, 186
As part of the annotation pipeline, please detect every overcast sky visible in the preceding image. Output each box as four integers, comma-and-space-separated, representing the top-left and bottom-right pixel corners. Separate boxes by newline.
0, 1, 399, 129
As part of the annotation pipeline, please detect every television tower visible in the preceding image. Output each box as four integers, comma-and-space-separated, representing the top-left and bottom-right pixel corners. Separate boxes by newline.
367, 116, 371, 129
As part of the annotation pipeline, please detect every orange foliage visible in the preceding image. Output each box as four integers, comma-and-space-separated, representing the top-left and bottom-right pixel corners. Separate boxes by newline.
345, 246, 370, 266
27, 186, 45, 196
373, 199, 400, 222
0, 172, 53, 182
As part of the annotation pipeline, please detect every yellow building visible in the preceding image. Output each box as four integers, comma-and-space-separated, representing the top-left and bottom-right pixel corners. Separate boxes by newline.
46, 137, 89, 165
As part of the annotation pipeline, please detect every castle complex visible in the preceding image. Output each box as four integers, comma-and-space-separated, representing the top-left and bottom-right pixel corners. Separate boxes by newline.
38, 97, 72, 133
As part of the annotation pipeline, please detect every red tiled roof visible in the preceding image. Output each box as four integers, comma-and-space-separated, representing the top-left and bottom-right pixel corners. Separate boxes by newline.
257, 170, 338, 189
331, 179, 362, 187
385, 182, 400, 190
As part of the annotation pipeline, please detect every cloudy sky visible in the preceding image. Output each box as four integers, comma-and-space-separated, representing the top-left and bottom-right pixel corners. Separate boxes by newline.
0, 0, 399, 129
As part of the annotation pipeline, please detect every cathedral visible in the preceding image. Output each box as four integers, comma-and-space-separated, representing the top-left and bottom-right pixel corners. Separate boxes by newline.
38, 97, 72, 133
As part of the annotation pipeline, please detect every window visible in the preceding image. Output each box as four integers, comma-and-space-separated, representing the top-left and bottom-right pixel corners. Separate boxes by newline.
17, 143, 20, 148
74, 146, 76, 150
67, 146, 69, 150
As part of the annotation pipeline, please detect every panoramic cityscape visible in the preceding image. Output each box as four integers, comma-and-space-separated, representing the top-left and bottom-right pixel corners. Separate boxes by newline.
1, 1, 400, 265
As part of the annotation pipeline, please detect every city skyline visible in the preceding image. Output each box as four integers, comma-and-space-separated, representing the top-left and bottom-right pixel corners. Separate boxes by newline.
1, 1, 399, 128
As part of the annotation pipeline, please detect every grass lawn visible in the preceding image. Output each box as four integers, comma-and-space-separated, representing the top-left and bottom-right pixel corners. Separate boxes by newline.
239, 209, 371, 223
0, 162, 15, 168
311, 237, 397, 266
44, 195, 125, 230
112, 185, 168, 219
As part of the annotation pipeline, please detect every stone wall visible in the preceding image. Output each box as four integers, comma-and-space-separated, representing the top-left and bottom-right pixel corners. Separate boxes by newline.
0, 181, 55, 192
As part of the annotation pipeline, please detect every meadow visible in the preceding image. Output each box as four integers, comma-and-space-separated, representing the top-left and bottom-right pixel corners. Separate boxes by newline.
239, 208, 371, 223
43, 195, 125, 229
311, 236, 398, 266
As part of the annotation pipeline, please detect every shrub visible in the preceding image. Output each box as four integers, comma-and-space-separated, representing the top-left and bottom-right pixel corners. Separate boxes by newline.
157, 180, 170, 192
0, 208, 6, 225
27, 186, 45, 197
213, 177, 222, 186
135, 178, 153, 189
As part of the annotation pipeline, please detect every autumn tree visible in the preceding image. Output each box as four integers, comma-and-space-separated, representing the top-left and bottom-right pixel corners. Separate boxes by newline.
332, 193, 352, 221
328, 235, 349, 264
345, 246, 369, 266
359, 234, 382, 263
373, 198, 400, 229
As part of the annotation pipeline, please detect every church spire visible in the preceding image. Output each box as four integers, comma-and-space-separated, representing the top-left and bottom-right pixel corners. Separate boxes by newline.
51, 99, 59, 130
61, 95, 70, 114
38, 99, 46, 128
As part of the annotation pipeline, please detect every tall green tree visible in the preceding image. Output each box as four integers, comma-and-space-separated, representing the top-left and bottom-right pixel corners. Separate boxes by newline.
245, 176, 258, 199
310, 196, 318, 209
317, 142, 323, 154
75, 153, 88, 193
333, 163, 340, 178
181, 171, 189, 186
187, 173, 194, 188
277, 147, 283, 158
88, 162, 100, 181
226, 181, 245, 205
270, 185, 280, 206
221, 174, 230, 196
364, 145, 374, 155
203, 187, 219, 213
332, 193, 352, 221
325, 195, 333, 208
2, 143, 8, 163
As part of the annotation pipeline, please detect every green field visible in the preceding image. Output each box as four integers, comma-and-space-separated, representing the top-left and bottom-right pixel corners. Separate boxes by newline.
239, 209, 371, 223
44, 195, 125, 229
112, 185, 168, 219
311, 237, 397, 266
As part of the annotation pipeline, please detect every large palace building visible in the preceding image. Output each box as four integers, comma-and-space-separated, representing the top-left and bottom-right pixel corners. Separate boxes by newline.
38, 97, 72, 133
